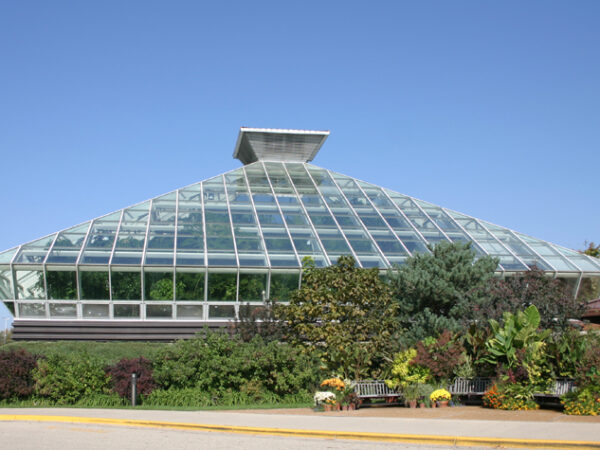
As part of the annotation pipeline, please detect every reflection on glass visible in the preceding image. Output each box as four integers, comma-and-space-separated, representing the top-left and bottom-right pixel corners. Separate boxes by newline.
145, 272, 174, 300
80, 272, 110, 300
238, 273, 266, 301
176, 272, 205, 300
209, 304, 235, 319
82, 304, 109, 318
0, 270, 13, 300
177, 305, 204, 319
19, 303, 46, 317
146, 304, 172, 318
15, 270, 45, 299
46, 271, 77, 300
114, 304, 140, 318
111, 271, 141, 300
50, 303, 77, 318
269, 273, 299, 301
207, 272, 237, 300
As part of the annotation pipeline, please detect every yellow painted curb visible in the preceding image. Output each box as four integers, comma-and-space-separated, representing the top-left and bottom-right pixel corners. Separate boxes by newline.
0, 414, 599, 449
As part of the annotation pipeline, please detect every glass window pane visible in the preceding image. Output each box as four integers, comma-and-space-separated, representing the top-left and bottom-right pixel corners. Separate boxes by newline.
207, 272, 237, 301
209, 304, 235, 319
269, 273, 299, 301
46, 270, 77, 300
177, 305, 203, 319
15, 270, 45, 299
19, 303, 46, 317
145, 271, 174, 300
238, 273, 267, 301
176, 272, 205, 300
50, 303, 77, 318
114, 304, 140, 318
111, 271, 141, 300
0, 270, 14, 300
146, 304, 172, 318
80, 272, 110, 300
82, 304, 109, 319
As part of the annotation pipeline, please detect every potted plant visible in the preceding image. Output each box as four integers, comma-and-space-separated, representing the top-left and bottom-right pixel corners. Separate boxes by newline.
430, 388, 452, 407
418, 384, 435, 408
314, 391, 336, 411
403, 383, 421, 408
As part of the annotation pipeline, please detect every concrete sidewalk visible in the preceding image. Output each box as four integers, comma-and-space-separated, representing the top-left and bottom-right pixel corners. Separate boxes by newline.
1, 408, 599, 448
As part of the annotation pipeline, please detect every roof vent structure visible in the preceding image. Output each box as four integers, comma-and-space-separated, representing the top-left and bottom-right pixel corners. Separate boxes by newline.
233, 127, 330, 165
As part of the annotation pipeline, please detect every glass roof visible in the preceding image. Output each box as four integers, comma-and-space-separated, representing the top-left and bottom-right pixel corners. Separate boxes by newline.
4, 161, 600, 274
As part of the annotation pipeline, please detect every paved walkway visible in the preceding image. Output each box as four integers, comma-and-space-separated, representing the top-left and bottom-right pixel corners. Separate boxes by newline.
1, 408, 599, 449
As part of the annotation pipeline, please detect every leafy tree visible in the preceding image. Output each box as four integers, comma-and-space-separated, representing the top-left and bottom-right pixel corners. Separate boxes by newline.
413, 331, 465, 382
387, 241, 498, 343
475, 267, 585, 332
275, 255, 400, 380
581, 241, 600, 258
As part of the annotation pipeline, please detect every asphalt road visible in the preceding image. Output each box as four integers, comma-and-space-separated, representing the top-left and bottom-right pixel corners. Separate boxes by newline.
0, 421, 505, 450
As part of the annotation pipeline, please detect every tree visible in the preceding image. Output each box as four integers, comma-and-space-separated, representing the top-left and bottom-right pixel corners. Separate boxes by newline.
275, 255, 400, 380
476, 267, 585, 332
581, 241, 600, 258
387, 241, 498, 344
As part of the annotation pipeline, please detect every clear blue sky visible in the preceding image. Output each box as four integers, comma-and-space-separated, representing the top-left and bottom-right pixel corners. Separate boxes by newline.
0, 2, 598, 264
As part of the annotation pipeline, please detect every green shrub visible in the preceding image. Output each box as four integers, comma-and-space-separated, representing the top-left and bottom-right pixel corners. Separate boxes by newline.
33, 353, 111, 404
152, 332, 319, 397
143, 387, 312, 408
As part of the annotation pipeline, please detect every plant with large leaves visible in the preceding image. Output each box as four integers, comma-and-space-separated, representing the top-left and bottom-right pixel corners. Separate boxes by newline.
483, 305, 550, 386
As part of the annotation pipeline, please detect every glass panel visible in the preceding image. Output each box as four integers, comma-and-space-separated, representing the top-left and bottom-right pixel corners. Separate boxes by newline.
15, 270, 45, 299
50, 303, 77, 318
176, 251, 205, 266
114, 304, 140, 318
146, 304, 172, 318
269, 254, 301, 267
577, 276, 600, 302
0, 248, 18, 264
80, 272, 110, 300
0, 269, 14, 300
46, 270, 77, 300
269, 272, 299, 301
80, 250, 112, 264
145, 271, 174, 300
14, 235, 56, 263
177, 305, 203, 319
207, 272, 237, 301
238, 254, 268, 267
19, 303, 46, 317
111, 271, 141, 300
176, 272, 205, 300
111, 251, 143, 265
395, 231, 430, 254
144, 251, 174, 266
209, 304, 235, 319
238, 273, 267, 301
82, 304, 109, 319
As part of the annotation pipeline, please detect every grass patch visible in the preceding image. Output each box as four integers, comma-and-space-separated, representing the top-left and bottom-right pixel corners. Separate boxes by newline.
2, 341, 165, 365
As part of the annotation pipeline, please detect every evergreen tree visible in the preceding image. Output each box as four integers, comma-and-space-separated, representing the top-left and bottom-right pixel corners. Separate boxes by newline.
388, 241, 498, 344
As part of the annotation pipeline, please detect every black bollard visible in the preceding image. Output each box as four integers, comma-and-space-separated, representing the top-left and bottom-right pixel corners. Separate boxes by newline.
131, 373, 137, 407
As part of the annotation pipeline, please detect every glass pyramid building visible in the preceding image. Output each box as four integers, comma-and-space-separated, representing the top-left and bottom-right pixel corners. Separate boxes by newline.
2, 128, 599, 339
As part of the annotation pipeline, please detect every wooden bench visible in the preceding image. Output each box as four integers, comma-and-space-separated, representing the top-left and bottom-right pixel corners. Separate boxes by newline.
353, 380, 402, 409
449, 377, 576, 399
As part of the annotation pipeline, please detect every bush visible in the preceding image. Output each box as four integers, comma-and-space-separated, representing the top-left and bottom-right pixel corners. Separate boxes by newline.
0, 349, 39, 400
152, 332, 320, 397
413, 331, 465, 382
482, 383, 539, 411
106, 357, 156, 399
34, 353, 111, 404
143, 387, 312, 408
562, 386, 600, 416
